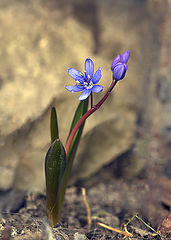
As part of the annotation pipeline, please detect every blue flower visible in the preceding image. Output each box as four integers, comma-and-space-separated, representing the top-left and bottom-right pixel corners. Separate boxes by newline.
111, 50, 130, 81
66, 58, 103, 101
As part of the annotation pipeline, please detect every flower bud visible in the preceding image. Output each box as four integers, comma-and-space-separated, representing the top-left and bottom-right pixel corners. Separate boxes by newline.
112, 63, 128, 81
111, 50, 130, 81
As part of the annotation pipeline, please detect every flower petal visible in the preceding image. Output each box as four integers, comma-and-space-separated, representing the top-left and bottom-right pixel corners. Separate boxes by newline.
92, 67, 101, 84
79, 89, 91, 101
121, 50, 130, 63
67, 68, 85, 83
92, 85, 103, 93
66, 85, 84, 93
111, 54, 121, 71
85, 58, 94, 79
113, 63, 127, 81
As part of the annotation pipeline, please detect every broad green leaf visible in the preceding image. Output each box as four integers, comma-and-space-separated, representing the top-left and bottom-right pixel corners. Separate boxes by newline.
68, 98, 89, 137
45, 139, 67, 226
60, 98, 89, 206
50, 107, 59, 143
66, 97, 89, 170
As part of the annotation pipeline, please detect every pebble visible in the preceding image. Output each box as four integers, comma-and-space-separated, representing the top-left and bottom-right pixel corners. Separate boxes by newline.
74, 232, 88, 240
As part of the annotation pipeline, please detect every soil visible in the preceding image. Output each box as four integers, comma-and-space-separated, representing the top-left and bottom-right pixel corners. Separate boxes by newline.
0, 177, 171, 240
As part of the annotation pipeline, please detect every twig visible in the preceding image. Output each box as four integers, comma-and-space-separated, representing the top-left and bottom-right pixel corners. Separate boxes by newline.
97, 222, 133, 238
81, 188, 92, 227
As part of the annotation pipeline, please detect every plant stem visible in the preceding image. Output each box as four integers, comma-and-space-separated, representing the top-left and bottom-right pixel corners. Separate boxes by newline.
65, 79, 117, 155
90, 91, 93, 109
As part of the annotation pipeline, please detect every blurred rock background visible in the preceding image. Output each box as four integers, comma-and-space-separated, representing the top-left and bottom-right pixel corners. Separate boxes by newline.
0, 0, 170, 195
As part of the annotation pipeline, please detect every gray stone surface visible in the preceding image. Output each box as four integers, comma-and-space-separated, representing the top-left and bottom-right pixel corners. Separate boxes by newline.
0, 0, 170, 191
0, 147, 18, 190
158, 0, 171, 180
74, 233, 88, 240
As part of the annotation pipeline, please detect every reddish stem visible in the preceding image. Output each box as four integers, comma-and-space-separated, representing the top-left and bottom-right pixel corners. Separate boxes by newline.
90, 91, 93, 109
65, 79, 117, 155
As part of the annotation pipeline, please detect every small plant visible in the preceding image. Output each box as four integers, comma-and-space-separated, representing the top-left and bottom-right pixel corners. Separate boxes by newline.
45, 50, 130, 226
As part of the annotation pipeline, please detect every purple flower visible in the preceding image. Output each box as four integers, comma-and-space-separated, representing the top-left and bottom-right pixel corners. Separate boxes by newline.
111, 50, 130, 81
66, 58, 103, 101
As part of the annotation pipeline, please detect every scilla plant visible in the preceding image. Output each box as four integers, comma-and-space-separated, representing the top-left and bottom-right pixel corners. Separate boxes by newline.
45, 50, 130, 226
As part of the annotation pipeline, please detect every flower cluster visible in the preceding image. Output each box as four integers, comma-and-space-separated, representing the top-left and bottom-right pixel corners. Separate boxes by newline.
66, 50, 130, 100
111, 50, 130, 81
66, 58, 103, 101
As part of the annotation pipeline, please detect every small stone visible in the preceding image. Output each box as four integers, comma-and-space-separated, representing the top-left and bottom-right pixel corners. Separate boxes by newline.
74, 232, 88, 240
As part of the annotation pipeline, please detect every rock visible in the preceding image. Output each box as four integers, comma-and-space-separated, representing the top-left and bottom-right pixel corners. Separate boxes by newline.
74, 232, 88, 240
71, 113, 135, 181
0, 0, 93, 191
157, 0, 171, 170
0, 0, 93, 136
2, 189, 26, 214
0, 147, 19, 191
158, 77, 171, 147
0, 0, 169, 192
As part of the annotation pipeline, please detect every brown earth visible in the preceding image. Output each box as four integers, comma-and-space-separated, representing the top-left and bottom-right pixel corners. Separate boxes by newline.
0, 176, 170, 240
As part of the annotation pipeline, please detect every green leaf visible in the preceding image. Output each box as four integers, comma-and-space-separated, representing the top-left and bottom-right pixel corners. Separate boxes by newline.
50, 107, 59, 143
67, 97, 89, 161
59, 98, 89, 206
45, 139, 67, 226
68, 98, 89, 137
